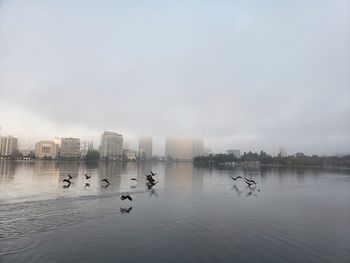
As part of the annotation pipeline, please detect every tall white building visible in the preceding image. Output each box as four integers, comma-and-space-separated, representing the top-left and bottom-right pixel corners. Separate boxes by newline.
165, 137, 204, 160
99, 131, 123, 160
139, 137, 153, 160
0, 136, 18, 156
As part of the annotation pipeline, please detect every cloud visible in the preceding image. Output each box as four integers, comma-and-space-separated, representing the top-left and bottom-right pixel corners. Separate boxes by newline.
0, 0, 349, 155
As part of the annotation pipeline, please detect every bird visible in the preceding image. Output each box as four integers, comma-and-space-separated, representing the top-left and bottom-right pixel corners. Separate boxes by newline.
63, 178, 72, 184
150, 171, 157, 176
243, 177, 257, 187
120, 207, 133, 214
63, 184, 71, 188
146, 180, 158, 189
121, 194, 133, 201
244, 177, 256, 185
145, 175, 155, 183
67, 174, 73, 179
101, 179, 110, 185
130, 178, 138, 181
85, 174, 91, 179
230, 176, 243, 181
84, 183, 90, 188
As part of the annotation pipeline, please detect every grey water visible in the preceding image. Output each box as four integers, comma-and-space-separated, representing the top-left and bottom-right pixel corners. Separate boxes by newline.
0, 160, 349, 263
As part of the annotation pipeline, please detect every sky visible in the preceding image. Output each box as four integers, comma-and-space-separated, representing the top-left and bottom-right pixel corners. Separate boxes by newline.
0, 0, 349, 155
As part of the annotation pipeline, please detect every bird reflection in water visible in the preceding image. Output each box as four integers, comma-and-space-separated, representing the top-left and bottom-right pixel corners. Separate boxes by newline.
120, 207, 133, 214
231, 185, 242, 196
231, 178, 260, 198
149, 188, 158, 198
84, 183, 90, 189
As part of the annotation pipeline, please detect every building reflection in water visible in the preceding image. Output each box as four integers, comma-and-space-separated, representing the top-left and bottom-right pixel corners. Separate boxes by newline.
164, 162, 194, 192
0, 160, 17, 184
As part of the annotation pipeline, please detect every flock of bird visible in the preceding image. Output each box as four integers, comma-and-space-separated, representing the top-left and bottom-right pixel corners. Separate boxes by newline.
62, 171, 259, 213
62, 170, 160, 213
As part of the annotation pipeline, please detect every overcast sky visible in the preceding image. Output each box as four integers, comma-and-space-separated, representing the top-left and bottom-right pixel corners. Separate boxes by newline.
0, 0, 349, 155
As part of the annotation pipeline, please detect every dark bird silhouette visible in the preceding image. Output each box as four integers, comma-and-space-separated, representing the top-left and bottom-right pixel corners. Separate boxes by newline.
120, 207, 133, 214
150, 171, 157, 176
121, 194, 133, 201
85, 174, 91, 179
130, 178, 138, 181
63, 184, 71, 188
63, 178, 72, 184
101, 179, 110, 185
243, 178, 256, 187
230, 176, 243, 181
84, 183, 90, 189
244, 177, 256, 185
146, 180, 158, 189
67, 174, 73, 179
145, 175, 155, 183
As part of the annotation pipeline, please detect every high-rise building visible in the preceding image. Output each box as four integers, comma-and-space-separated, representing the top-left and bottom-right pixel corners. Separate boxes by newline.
193, 138, 204, 157
138, 137, 153, 160
227, 149, 241, 158
165, 137, 192, 160
35, 141, 59, 159
99, 131, 123, 160
80, 140, 94, 158
0, 136, 18, 156
60, 138, 80, 159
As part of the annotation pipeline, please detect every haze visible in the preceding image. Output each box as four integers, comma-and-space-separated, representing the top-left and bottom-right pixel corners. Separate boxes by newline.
0, 0, 349, 155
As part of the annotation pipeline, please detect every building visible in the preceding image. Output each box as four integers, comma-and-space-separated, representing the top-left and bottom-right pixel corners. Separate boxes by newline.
53, 137, 62, 148
279, 147, 287, 157
193, 138, 204, 157
138, 137, 153, 160
123, 149, 137, 161
227, 149, 241, 158
80, 140, 94, 158
99, 131, 123, 160
165, 137, 193, 160
35, 141, 59, 159
0, 136, 18, 156
60, 138, 81, 159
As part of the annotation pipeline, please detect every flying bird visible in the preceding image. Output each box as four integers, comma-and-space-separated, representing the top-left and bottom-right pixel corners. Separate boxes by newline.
230, 176, 243, 181
145, 175, 155, 183
130, 178, 138, 181
121, 194, 133, 201
150, 171, 157, 176
63, 178, 72, 184
101, 179, 110, 185
244, 177, 256, 185
67, 174, 73, 179
85, 174, 91, 179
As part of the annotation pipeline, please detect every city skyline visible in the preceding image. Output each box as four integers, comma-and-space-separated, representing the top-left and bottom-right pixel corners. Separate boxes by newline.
1, 1, 349, 156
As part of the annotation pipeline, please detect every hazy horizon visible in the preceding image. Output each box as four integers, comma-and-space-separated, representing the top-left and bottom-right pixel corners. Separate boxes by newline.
1, 0, 349, 156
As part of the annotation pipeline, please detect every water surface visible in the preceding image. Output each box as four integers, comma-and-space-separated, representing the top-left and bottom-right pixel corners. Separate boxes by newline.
0, 160, 349, 262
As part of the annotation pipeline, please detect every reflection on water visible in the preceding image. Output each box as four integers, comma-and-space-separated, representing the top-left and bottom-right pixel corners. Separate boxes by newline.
0, 160, 350, 263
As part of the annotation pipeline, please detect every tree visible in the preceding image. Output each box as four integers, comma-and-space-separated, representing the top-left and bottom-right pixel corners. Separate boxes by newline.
85, 150, 100, 161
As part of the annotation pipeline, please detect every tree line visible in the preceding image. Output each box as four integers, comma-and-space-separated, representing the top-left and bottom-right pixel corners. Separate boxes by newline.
194, 151, 350, 168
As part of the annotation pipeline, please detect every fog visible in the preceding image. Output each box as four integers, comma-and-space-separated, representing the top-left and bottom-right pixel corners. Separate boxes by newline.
0, 0, 349, 155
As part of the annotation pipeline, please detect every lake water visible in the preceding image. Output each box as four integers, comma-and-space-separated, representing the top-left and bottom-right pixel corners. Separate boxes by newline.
0, 160, 349, 262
